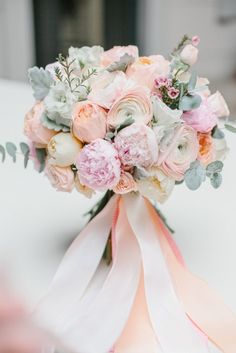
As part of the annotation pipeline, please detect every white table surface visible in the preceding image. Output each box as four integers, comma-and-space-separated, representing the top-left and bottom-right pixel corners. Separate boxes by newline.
0, 79, 235, 352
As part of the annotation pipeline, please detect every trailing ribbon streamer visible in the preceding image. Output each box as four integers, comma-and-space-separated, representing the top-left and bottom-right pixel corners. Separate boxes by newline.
34, 194, 236, 353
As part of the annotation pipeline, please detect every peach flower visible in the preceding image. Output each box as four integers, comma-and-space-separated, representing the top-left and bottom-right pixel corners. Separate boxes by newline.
113, 171, 137, 194
45, 163, 74, 192
107, 86, 153, 129
198, 133, 215, 165
24, 102, 56, 146
126, 55, 170, 89
101, 45, 139, 67
208, 91, 230, 118
72, 101, 107, 143
180, 44, 198, 66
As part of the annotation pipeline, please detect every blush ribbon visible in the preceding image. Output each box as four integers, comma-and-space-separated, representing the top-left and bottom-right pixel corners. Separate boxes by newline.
34, 193, 236, 353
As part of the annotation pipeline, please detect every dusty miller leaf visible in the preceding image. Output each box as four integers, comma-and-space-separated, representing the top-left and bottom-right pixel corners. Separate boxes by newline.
6, 142, 17, 162
0, 145, 6, 162
28, 67, 53, 100
107, 54, 135, 73
41, 112, 70, 132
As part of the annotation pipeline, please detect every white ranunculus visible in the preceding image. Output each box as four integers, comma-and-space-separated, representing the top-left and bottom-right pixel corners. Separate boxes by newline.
44, 82, 78, 127
137, 167, 175, 203
48, 132, 82, 167
68, 46, 104, 71
213, 138, 229, 161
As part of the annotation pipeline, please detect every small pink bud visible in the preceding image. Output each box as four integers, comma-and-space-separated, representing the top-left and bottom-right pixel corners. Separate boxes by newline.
192, 35, 200, 47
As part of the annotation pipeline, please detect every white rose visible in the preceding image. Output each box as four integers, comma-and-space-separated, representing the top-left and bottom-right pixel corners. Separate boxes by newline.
213, 138, 229, 161
137, 167, 175, 203
180, 44, 198, 66
48, 132, 82, 167
208, 91, 230, 118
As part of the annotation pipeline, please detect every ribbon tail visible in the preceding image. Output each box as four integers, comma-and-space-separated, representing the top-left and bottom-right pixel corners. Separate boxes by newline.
148, 200, 236, 353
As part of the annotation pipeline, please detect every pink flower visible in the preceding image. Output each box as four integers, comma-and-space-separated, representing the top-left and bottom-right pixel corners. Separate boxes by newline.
208, 91, 230, 118
24, 102, 56, 146
158, 125, 199, 181
126, 55, 170, 89
107, 86, 153, 129
192, 35, 200, 47
154, 76, 171, 89
183, 98, 218, 133
72, 101, 107, 143
180, 44, 198, 66
45, 163, 74, 192
76, 139, 121, 191
114, 123, 159, 168
167, 87, 180, 99
198, 133, 215, 166
101, 45, 139, 67
113, 171, 137, 194
88, 71, 129, 109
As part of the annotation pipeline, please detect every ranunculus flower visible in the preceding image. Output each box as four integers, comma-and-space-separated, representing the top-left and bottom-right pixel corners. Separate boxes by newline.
45, 163, 74, 192
137, 167, 175, 203
113, 171, 137, 194
101, 45, 139, 67
24, 102, 56, 146
158, 125, 199, 181
88, 71, 130, 109
72, 101, 107, 143
208, 91, 230, 118
183, 98, 218, 133
114, 123, 158, 168
107, 87, 153, 129
48, 132, 82, 167
198, 133, 215, 165
126, 55, 170, 89
180, 44, 198, 66
76, 139, 121, 191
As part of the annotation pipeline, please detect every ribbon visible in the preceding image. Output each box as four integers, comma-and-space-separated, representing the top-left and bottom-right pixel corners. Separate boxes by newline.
34, 193, 236, 353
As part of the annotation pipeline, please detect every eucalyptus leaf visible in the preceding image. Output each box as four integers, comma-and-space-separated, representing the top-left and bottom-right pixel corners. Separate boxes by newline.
6, 142, 17, 162
179, 94, 202, 111
41, 112, 70, 132
107, 54, 135, 73
210, 172, 222, 189
20, 142, 30, 168
28, 67, 53, 100
0, 145, 5, 162
35, 148, 47, 173
212, 126, 225, 139
225, 123, 236, 133
188, 71, 197, 91
206, 160, 223, 176
184, 160, 206, 190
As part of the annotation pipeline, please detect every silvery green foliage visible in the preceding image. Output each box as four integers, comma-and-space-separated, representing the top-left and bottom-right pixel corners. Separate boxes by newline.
0, 145, 6, 162
68, 45, 104, 71
184, 160, 206, 190
187, 71, 197, 92
225, 123, 236, 133
105, 117, 134, 141
20, 142, 30, 168
210, 172, 222, 189
28, 67, 53, 100
206, 161, 224, 189
212, 126, 225, 139
179, 94, 202, 111
35, 148, 47, 173
6, 142, 17, 162
107, 54, 135, 73
41, 112, 70, 132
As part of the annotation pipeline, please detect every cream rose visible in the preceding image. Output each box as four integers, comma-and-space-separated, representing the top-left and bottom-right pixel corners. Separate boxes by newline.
45, 163, 74, 192
107, 87, 153, 129
208, 91, 230, 118
72, 100, 107, 143
48, 132, 82, 167
113, 171, 137, 194
180, 44, 198, 66
137, 167, 175, 203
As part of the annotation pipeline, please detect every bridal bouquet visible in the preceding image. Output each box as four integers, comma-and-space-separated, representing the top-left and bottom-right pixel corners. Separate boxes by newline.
2, 36, 236, 353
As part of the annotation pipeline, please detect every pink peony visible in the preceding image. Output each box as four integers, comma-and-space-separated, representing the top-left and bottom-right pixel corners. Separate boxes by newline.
45, 163, 74, 192
126, 55, 170, 90
183, 98, 218, 133
113, 171, 137, 194
107, 86, 153, 129
180, 44, 198, 66
208, 91, 230, 118
101, 45, 139, 67
114, 123, 158, 168
72, 101, 107, 143
24, 102, 56, 146
158, 125, 199, 181
76, 139, 121, 191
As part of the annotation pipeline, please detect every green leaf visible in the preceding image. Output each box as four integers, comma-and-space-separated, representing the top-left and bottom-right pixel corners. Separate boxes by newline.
107, 54, 135, 73
184, 160, 206, 190
35, 148, 47, 173
188, 71, 197, 91
20, 142, 30, 168
6, 142, 17, 162
225, 123, 236, 133
210, 172, 222, 189
206, 160, 223, 176
0, 145, 6, 162
105, 132, 115, 140
212, 126, 225, 139
28, 67, 53, 100
179, 94, 202, 111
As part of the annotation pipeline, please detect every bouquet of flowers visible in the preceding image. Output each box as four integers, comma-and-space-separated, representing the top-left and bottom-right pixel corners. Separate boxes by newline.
2, 35, 236, 353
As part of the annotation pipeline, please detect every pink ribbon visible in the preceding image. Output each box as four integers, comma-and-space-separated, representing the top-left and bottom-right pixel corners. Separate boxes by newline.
34, 194, 236, 353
